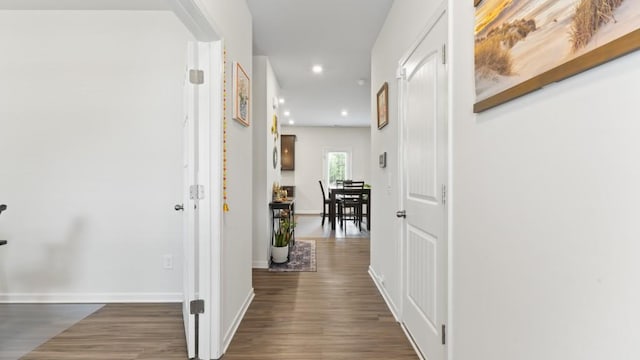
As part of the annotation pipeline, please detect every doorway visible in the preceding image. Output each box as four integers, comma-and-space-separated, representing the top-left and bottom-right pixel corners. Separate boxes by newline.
0, 3, 224, 360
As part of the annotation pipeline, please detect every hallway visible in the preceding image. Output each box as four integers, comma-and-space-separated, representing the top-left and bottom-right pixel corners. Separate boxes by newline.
224, 215, 417, 359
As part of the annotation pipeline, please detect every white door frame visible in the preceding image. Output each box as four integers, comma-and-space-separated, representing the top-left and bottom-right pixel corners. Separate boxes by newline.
196, 40, 224, 360
396, 2, 450, 359
171, 1, 224, 358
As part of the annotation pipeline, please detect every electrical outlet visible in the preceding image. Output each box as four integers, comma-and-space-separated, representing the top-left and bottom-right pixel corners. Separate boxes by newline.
163, 255, 173, 270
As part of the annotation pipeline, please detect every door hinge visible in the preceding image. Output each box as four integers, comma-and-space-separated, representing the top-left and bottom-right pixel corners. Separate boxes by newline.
442, 44, 447, 65
442, 324, 446, 345
190, 299, 205, 315
442, 184, 447, 205
190, 185, 205, 200
189, 69, 204, 85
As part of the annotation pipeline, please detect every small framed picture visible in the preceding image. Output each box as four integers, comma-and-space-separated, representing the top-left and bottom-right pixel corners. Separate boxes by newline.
233, 62, 250, 126
377, 82, 389, 130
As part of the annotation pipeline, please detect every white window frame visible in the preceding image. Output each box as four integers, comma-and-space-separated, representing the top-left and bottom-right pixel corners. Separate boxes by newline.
323, 147, 353, 188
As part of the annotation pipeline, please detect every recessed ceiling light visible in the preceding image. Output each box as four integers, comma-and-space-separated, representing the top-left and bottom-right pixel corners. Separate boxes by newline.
288, 119, 295, 125
341, 110, 348, 117
284, 111, 290, 117
279, 97, 285, 104
312, 65, 323, 74
357, 79, 366, 86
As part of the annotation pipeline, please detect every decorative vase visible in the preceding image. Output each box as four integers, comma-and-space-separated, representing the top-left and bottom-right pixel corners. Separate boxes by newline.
271, 245, 289, 264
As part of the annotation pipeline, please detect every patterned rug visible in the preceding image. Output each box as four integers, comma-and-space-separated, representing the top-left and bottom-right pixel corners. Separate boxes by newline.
269, 239, 316, 272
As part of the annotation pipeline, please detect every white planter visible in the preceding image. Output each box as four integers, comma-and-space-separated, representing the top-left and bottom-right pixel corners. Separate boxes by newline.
271, 245, 289, 264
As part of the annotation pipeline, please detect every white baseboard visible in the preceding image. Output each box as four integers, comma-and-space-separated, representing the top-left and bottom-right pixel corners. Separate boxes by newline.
400, 322, 426, 360
222, 288, 254, 354
368, 266, 400, 321
252, 260, 269, 269
369, 266, 424, 360
0, 292, 182, 303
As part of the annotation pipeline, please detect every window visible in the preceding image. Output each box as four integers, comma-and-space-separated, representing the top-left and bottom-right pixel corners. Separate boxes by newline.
325, 150, 351, 188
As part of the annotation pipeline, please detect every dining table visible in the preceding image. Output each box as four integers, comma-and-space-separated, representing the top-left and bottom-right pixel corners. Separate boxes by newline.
328, 187, 371, 231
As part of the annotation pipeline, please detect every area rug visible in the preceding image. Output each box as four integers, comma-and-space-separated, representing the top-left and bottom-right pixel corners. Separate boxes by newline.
269, 239, 316, 272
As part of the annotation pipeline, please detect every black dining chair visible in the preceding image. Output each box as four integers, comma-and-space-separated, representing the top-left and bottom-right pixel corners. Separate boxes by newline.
340, 181, 365, 230
319, 181, 342, 226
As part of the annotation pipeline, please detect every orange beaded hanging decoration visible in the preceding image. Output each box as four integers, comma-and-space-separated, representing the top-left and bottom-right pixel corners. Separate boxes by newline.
223, 47, 230, 212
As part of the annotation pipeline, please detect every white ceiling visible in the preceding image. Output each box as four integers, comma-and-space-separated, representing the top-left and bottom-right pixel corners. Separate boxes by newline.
247, 0, 393, 127
0, 0, 170, 10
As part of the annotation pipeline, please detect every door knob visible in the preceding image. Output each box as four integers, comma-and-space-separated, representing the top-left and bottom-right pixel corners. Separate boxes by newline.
396, 210, 406, 218
174, 204, 184, 211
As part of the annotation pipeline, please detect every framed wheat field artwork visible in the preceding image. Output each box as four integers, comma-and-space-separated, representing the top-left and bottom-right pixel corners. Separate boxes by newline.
474, 0, 640, 112
377, 82, 389, 129
233, 62, 250, 126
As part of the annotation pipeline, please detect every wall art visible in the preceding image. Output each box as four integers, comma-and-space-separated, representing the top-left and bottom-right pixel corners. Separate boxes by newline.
474, 0, 640, 112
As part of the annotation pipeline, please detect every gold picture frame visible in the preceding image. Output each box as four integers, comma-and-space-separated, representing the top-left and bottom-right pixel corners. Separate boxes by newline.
377, 82, 389, 130
474, 0, 640, 112
233, 62, 250, 126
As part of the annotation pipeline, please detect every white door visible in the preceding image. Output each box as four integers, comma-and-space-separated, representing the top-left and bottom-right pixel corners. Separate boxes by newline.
181, 42, 200, 359
399, 7, 448, 360
181, 41, 220, 360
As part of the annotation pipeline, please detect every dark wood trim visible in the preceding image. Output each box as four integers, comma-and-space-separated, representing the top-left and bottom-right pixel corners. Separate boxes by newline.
474, 0, 482, 6
474, 28, 640, 113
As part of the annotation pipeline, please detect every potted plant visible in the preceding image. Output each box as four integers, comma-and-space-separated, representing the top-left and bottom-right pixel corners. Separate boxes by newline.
271, 217, 295, 263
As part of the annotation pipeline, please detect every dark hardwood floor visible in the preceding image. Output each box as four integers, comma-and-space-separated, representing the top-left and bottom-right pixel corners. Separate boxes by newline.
223, 216, 417, 359
21, 303, 187, 360
22, 216, 416, 359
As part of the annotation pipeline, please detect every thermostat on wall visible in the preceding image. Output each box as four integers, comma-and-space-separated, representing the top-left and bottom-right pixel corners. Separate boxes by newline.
379, 152, 387, 168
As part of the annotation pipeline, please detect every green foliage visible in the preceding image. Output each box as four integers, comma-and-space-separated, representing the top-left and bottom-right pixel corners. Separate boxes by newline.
274, 217, 295, 248
328, 152, 346, 186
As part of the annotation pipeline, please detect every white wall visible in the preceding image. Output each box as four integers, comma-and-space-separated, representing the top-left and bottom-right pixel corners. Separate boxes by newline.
252, 56, 281, 268
450, 2, 640, 359
372, 1, 640, 359
369, 0, 443, 318
199, 0, 255, 350
280, 126, 371, 214
0, 10, 193, 302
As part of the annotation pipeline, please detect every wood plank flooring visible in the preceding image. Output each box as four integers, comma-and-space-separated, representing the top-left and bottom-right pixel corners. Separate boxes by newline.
223, 217, 417, 359
21, 304, 187, 360
21, 216, 416, 359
